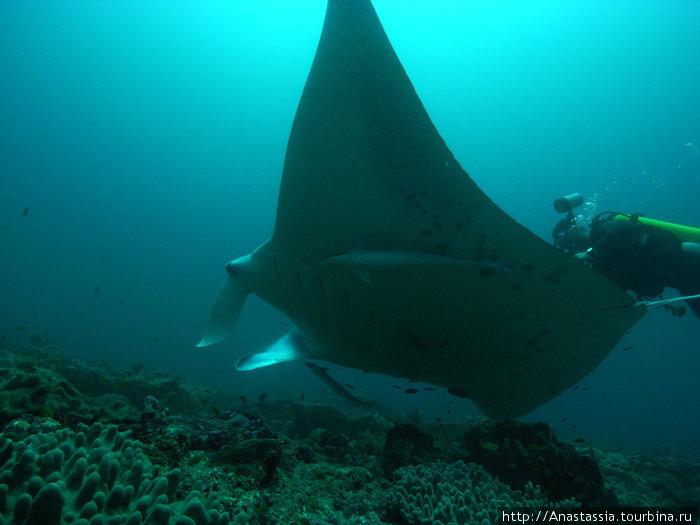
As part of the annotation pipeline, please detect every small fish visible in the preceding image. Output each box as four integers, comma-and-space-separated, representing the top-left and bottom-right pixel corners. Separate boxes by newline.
574, 438, 586, 443
582, 386, 590, 391
120, 300, 124, 306
621, 346, 633, 352
447, 386, 470, 398
571, 385, 579, 391
423, 387, 435, 391
391, 385, 401, 389
258, 392, 267, 404
559, 418, 567, 423
238, 395, 246, 404
94, 285, 100, 295
404, 388, 419, 394
21, 206, 29, 217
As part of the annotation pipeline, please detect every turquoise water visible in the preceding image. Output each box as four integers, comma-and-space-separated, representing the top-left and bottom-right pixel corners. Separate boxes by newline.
1, 1, 699, 456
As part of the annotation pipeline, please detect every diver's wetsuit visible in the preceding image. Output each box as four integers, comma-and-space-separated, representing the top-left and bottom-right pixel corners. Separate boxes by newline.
588, 214, 700, 319
673, 249, 700, 319
552, 215, 589, 255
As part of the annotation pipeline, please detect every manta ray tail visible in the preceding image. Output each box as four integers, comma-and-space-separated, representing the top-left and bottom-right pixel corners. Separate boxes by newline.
197, 257, 252, 347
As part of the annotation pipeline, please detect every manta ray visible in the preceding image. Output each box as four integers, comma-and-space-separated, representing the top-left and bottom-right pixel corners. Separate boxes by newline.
198, 0, 646, 419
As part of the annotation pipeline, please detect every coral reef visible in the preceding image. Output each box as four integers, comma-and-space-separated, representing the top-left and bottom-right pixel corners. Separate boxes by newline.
381, 423, 438, 476
598, 448, 700, 507
389, 460, 578, 525
1, 331, 698, 524
464, 420, 606, 504
0, 421, 229, 524
0, 366, 128, 427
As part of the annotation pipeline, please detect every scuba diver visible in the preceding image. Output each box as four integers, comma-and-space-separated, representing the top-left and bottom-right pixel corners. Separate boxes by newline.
552, 193, 700, 319
552, 194, 591, 255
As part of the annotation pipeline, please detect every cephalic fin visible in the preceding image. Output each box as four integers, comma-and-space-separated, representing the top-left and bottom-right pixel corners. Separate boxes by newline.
197, 275, 248, 347
235, 328, 311, 370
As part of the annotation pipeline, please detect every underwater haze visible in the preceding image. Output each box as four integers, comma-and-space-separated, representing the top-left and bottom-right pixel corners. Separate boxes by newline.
2, 0, 699, 457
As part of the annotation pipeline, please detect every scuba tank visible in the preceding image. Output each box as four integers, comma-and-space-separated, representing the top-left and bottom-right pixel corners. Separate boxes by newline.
611, 214, 700, 244
553, 192, 700, 249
